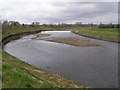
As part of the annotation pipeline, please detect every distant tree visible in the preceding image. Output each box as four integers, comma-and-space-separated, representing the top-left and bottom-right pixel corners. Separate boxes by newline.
9, 21, 20, 26
0, 16, 2, 24
0, 17, 2, 31
3, 20, 8, 25
100, 23, 102, 25
43, 24, 47, 26
91, 23, 93, 27
22, 23, 25, 26
32, 22, 40, 25
116, 24, 120, 28
50, 24, 54, 27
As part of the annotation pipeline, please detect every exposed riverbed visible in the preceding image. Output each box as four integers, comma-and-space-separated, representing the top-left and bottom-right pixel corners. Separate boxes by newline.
4, 31, 118, 88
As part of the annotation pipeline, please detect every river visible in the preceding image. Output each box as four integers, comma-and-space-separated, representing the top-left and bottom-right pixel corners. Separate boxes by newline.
4, 31, 118, 88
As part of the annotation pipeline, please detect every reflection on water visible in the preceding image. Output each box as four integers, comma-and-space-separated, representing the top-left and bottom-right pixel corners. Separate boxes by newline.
4, 31, 118, 88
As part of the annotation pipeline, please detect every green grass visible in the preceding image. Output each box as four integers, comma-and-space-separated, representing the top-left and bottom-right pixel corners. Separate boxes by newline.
0, 27, 60, 88
72, 28, 119, 42
2, 26, 66, 39
2, 44, 59, 88
1, 27, 88, 88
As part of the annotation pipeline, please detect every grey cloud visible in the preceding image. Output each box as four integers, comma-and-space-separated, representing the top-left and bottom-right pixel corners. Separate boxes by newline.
49, 2, 118, 23
0, 0, 118, 24
60, 2, 117, 17
50, 2, 66, 7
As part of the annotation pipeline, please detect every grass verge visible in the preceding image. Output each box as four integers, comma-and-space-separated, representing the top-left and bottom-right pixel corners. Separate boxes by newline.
72, 28, 119, 43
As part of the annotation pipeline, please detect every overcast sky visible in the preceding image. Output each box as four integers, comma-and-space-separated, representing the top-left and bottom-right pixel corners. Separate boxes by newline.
0, 0, 119, 24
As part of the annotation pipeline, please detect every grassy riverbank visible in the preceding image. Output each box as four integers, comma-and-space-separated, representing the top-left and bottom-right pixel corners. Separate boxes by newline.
72, 28, 119, 42
1, 28, 88, 88
2, 27, 63, 39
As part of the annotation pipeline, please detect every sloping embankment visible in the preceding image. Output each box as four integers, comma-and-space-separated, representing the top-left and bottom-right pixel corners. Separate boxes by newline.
2, 30, 41, 48
71, 30, 119, 43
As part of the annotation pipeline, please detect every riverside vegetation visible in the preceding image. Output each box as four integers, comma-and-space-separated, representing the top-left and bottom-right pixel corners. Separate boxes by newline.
1, 25, 119, 88
1, 26, 88, 88
72, 28, 119, 43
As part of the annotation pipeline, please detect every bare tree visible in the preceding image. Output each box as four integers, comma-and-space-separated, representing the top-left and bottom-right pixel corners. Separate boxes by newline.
9, 21, 20, 26
0, 16, 2, 32
32, 22, 40, 25
3, 20, 8, 25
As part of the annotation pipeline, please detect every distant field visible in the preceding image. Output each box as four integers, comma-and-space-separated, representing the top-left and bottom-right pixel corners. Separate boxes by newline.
72, 28, 119, 42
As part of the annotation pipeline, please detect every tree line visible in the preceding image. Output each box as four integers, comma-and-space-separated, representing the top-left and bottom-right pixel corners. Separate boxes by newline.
99, 23, 119, 28
1, 20, 120, 31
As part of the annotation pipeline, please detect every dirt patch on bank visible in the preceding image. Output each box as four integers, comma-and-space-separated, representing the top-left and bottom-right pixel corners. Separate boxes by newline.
21, 66, 87, 88
48, 37, 101, 47
32, 33, 50, 39
35, 33, 50, 37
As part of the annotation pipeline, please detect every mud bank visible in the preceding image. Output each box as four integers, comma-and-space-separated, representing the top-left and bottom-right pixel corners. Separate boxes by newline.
48, 37, 101, 47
